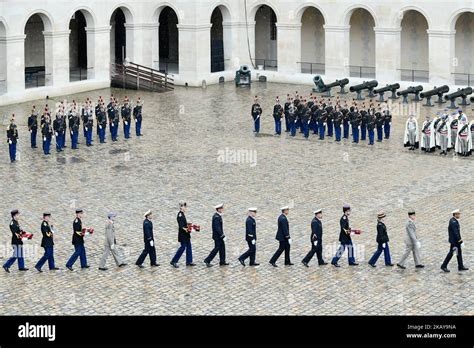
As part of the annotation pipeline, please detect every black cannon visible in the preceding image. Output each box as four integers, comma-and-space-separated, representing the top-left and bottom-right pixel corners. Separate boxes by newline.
349, 80, 378, 100
235, 65, 251, 87
444, 87, 473, 109
397, 85, 423, 104
420, 85, 449, 107
471, 96, 474, 110
313, 76, 349, 97
373, 83, 400, 102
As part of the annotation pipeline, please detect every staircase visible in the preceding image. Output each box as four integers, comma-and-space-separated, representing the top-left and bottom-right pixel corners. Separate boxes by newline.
111, 61, 174, 92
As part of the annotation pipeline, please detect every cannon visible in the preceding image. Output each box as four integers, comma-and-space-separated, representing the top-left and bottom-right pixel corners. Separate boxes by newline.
235, 65, 251, 87
373, 83, 400, 102
349, 80, 378, 100
420, 85, 449, 107
444, 87, 473, 109
471, 96, 474, 110
313, 76, 349, 97
397, 85, 423, 104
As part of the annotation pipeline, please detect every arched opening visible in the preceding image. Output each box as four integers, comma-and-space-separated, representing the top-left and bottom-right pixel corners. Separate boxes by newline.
254, 5, 277, 71
159, 7, 179, 73
24, 14, 52, 88
349, 8, 375, 78
110, 8, 127, 63
210, 7, 224, 73
69, 11, 88, 81
0, 21, 6, 94
300, 7, 325, 74
400, 10, 429, 82
454, 12, 474, 85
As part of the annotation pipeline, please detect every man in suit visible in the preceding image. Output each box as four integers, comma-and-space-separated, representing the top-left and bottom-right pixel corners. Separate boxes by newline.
170, 202, 195, 268
269, 206, 293, 267
441, 209, 469, 272
35, 212, 59, 272
302, 209, 327, 267
397, 211, 424, 269
99, 212, 126, 271
66, 209, 89, 271
204, 204, 228, 267
331, 204, 359, 267
136, 210, 159, 268
368, 212, 394, 267
3, 210, 28, 273
238, 208, 259, 267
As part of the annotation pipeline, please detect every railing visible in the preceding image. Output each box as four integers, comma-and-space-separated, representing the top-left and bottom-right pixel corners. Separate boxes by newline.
25, 69, 51, 89
297, 62, 325, 75
252, 59, 278, 71
153, 58, 179, 74
70, 67, 92, 82
452, 73, 473, 87
349, 65, 376, 78
398, 68, 429, 83
111, 61, 174, 92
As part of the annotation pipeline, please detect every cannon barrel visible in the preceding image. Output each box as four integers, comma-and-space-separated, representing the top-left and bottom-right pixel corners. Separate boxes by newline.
444, 87, 473, 100
349, 80, 378, 92
420, 85, 449, 99
373, 83, 400, 95
239, 65, 251, 74
471, 96, 474, 103
397, 85, 423, 96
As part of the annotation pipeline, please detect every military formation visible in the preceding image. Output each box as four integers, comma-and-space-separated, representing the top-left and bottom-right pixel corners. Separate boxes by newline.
2, 204, 468, 274
5, 95, 144, 162
251, 93, 392, 145
404, 108, 473, 156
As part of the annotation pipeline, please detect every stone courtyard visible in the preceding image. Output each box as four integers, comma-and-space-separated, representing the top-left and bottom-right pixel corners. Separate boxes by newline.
0, 82, 472, 315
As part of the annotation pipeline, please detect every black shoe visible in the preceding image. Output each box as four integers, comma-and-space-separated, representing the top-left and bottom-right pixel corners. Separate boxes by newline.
302, 261, 309, 267
81, 265, 90, 269
66, 266, 74, 271
220, 262, 229, 266
269, 262, 278, 267
50, 267, 60, 271
397, 263, 406, 269
19, 268, 29, 271
98, 268, 108, 271
136, 264, 144, 269
238, 258, 245, 267
441, 266, 450, 273
415, 265, 425, 269
386, 263, 394, 267
3, 266, 10, 273
118, 264, 127, 267
368, 263, 376, 268
35, 266, 43, 273
204, 261, 213, 268
349, 263, 359, 266
285, 262, 294, 266
332, 263, 341, 268
186, 263, 196, 267
459, 267, 469, 271
151, 263, 160, 267
319, 262, 328, 266
249, 263, 260, 267
170, 262, 179, 268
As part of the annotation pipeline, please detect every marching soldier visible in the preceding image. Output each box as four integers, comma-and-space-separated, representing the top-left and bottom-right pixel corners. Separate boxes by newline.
34, 213, 59, 272
204, 204, 228, 267
6, 115, 18, 163
368, 212, 393, 267
170, 202, 195, 268
28, 106, 38, 148
121, 97, 132, 139
238, 208, 259, 267
441, 210, 469, 272
53, 114, 63, 152
135, 210, 159, 268
133, 97, 143, 136
397, 211, 424, 269
251, 96, 262, 134
65, 209, 89, 271
273, 97, 283, 135
99, 212, 127, 271
331, 204, 359, 267
41, 114, 52, 155
2, 210, 28, 273
302, 209, 327, 267
269, 206, 293, 267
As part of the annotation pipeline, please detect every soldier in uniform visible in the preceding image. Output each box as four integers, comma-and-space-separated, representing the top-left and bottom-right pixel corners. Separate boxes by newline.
238, 208, 259, 267
113, 100, 120, 141
301, 100, 310, 139
170, 202, 195, 268
441, 209, 468, 272
70, 108, 80, 149
331, 204, 359, 267
28, 106, 38, 148
34, 212, 59, 272
97, 105, 107, 144
136, 210, 159, 268
84, 104, 94, 146
368, 212, 394, 267
59, 107, 67, 149
6, 115, 18, 163
269, 206, 293, 267
421, 115, 436, 152
383, 104, 392, 139
133, 97, 143, 136
350, 107, 361, 143
342, 102, 350, 139
302, 209, 327, 267
284, 95, 291, 133
437, 114, 450, 155
251, 96, 262, 134
65, 209, 89, 271
325, 100, 334, 137
455, 116, 472, 157
121, 97, 132, 139
53, 114, 63, 152
367, 110, 376, 145
273, 97, 283, 135
107, 100, 117, 142
2, 210, 28, 273
397, 211, 424, 269
318, 108, 327, 140
288, 99, 297, 137
403, 114, 419, 150
333, 106, 343, 142
204, 204, 228, 267
99, 212, 126, 271
41, 114, 52, 155
375, 107, 384, 142
359, 104, 368, 141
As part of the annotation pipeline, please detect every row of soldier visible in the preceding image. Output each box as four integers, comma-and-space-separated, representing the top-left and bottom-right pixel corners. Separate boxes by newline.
5, 95, 144, 162
2, 203, 467, 274
404, 109, 473, 157
251, 93, 393, 145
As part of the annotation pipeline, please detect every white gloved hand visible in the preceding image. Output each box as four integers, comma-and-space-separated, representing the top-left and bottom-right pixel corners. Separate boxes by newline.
288, 238, 292, 245
251, 239, 256, 245
8, 140, 12, 145
55, 132, 58, 137
110, 244, 115, 250
460, 242, 465, 249
71, 131, 73, 135
150, 240, 154, 247
125, 122, 128, 126
223, 236, 227, 243
43, 137, 46, 141
85, 127, 88, 132
313, 241, 318, 247
29, 130, 32, 133
382, 243, 386, 248
415, 241, 421, 249
99, 125, 102, 130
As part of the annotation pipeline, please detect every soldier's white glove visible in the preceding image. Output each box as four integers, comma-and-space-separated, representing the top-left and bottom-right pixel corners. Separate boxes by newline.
223, 236, 227, 243
111, 244, 115, 250
85, 127, 88, 132
55, 132, 58, 137
150, 241, 154, 247
415, 241, 421, 249
382, 243, 386, 248
43, 137, 46, 141
71, 130, 73, 135
288, 238, 292, 245
29, 129, 32, 133
8, 140, 12, 145
313, 241, 318, 247
99, 125, 102, 130
251, 239, 256, 245
112, 123, 114, 127
460, 242, 465, 249
125, 122, 128, 126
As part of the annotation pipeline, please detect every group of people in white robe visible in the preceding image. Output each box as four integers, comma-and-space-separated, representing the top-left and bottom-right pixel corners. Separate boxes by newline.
404, 109, 473, 157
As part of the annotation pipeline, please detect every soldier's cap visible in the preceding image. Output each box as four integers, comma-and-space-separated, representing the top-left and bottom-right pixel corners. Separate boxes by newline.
215, 203, 224, 210
408, 211, 416, 216
75, 209, 83, 214
314, 208, 322, 214
343, 204, 351, 212
11, 209, 19, 217
452, 209, 460, 215
377, 212, 386, 219
248, 207, 257, 212
281, 206, 289, 211
144, 210, 152, 218
107, 212, 117, 219
179, 201, 187, 208
43, 212, 51, 218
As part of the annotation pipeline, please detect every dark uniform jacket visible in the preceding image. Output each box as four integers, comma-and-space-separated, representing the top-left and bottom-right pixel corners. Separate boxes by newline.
245, 216, 256, 242
212, 213, 224, 241
251, 103, 262, 120
133, 105, 143, 122
448, 217, 462, 244
72, 217, 84, 245
6, 125, 18, 144
273, 104, 283, 120
376, 221, 389, 244
41, 220, 54, 248
10, 219, 23, 245
177, 211, 190, 243
339, 214, 352, 244
143, 218, 154, 244
311, 217, 323, 243
28, 115, 38, 131
275, 214, 290, 241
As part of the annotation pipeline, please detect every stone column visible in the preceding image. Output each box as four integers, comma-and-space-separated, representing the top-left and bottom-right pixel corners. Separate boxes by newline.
177, 24, 211, 84
4, 35, 26, 95
427, 30, 455, 85
124, 23, 156, 67
324, 25, 350, 78
222, 21, 237, 71
150, 23, 159, 70
43, 30, 70, 86
276, 23, 301, 74
85, 26, 110, 81
124, 23, 135, 62
222, 21, 254, 69
374, 27, 401, 82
